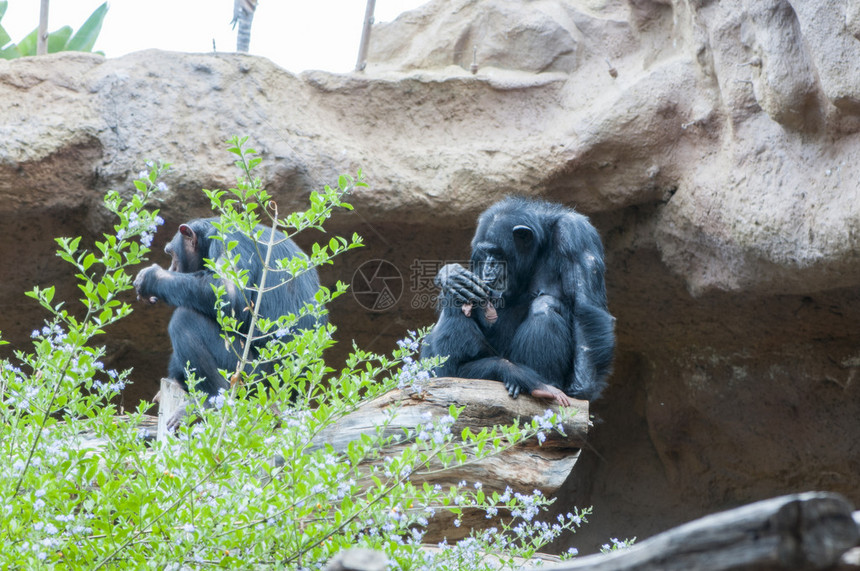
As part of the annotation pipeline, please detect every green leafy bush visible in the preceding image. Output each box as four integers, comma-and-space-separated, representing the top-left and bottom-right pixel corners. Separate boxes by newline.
0, 1, 108, 59
0, 137, 586, 569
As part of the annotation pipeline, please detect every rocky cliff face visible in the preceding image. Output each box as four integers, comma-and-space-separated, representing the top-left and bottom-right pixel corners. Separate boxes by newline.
2, 0, 860, 554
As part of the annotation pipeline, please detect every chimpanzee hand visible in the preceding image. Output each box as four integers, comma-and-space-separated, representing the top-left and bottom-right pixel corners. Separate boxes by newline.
133, 263, 168, 304
434, 264, 491, 305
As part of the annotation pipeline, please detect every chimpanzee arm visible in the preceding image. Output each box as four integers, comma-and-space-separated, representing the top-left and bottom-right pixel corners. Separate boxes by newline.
422, 293, 572, 406
134, 264, 244, 322
422, 303, 493, 376
557, 213, 615, 400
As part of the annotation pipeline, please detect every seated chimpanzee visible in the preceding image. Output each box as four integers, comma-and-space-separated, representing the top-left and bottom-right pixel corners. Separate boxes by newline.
421, 197, 614, 406
134, 218, 322, 428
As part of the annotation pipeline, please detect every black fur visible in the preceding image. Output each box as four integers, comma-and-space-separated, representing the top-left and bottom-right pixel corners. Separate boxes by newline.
134, 218, 322, 399
422, 197, 614, 402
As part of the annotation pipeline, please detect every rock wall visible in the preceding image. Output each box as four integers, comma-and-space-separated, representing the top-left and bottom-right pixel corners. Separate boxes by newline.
2, 0, 860, 554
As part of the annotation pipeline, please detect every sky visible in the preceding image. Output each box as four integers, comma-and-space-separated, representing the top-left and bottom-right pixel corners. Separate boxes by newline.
2, 0, 427, 73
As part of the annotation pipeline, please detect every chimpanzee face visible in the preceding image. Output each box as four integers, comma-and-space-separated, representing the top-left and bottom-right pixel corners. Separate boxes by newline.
165, 224, 203, 273
473, 251, 507, 292
471, 222, 536, 295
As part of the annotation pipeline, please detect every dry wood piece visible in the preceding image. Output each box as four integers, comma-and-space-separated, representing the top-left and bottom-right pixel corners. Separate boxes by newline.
312, 377, 588, 492
323, 548, 387, 571
152, 376, 589, 541
313, 377, 589, 453
156, 378, 188, 441
312, 377, 589, 542
533, 492, 859, 571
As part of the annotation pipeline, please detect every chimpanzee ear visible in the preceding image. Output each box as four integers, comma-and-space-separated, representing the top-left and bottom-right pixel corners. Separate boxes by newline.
179, 224, 198, 249
512, 225, 534, 249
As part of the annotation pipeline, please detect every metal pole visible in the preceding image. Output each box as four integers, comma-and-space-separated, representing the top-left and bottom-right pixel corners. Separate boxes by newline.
355, 0, 376, 72
37, 0, 49, 55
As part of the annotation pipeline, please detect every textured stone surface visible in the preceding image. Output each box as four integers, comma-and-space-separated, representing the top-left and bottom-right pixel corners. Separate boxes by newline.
2, 0, 860, 555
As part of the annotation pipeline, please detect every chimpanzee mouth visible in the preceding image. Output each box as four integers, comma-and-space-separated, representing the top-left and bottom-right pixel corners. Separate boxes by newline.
476, 257, 506, 296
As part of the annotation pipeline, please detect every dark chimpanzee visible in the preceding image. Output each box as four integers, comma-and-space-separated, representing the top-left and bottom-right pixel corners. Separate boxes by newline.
133, 218, 322, 427
421, 197, 614, 406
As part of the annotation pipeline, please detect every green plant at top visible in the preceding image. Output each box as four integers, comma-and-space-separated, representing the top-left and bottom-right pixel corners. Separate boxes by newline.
0, 137, 588, 569
0, 1, 108, 59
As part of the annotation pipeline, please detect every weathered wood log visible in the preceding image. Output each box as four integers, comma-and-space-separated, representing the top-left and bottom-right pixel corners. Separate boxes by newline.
312, 377, 588, 542
323, 547, 387, 571
532, 492, 859, 571
313, 377, 589, 453
152, 376, 588, 542
312, 377, 587, 492
156, 378, 187, 441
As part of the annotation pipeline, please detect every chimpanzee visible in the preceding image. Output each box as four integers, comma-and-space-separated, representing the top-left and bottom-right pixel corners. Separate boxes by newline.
421, 197, 614, 406
133, 218, 322, 426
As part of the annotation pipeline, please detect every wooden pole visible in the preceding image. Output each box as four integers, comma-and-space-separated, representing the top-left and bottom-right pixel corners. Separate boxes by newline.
354, 0, 376, 72
37, 0, 49, 55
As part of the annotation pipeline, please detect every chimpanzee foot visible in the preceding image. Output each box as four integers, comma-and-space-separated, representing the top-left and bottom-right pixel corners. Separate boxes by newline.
530, 384, 571, 407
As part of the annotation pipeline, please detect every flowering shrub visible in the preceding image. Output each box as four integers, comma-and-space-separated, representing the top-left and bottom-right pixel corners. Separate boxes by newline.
0, 138, 590, 569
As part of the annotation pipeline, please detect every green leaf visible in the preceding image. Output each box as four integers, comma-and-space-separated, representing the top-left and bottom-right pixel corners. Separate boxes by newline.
15, 28, 37, 57
0, 24, 11, 49
82, 252, 96, 270
66, 2, 108, 52
99, 308, 113, 325
0, 1, 7, 20
97, 281, 109, 301
46, 26, 72, 53
0, 43, 17, 59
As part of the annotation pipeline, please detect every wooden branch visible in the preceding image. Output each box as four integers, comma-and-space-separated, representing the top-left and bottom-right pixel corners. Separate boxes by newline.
313, 377, 589, 454
312, 377, 588, 542
311, 377, 587, 496
533, 492, 859, 571
37, 0, 49, 56
354, 0, 376, 71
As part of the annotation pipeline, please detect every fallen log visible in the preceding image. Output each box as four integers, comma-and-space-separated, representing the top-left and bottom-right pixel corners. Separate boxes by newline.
323, 493, 860, 571
156, 376, 589, 542
313, 377, 589, 542
157, 376, 589, 449
533, 492, 859, 571
312, 377, 586, 488
313, 376, 588, 444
